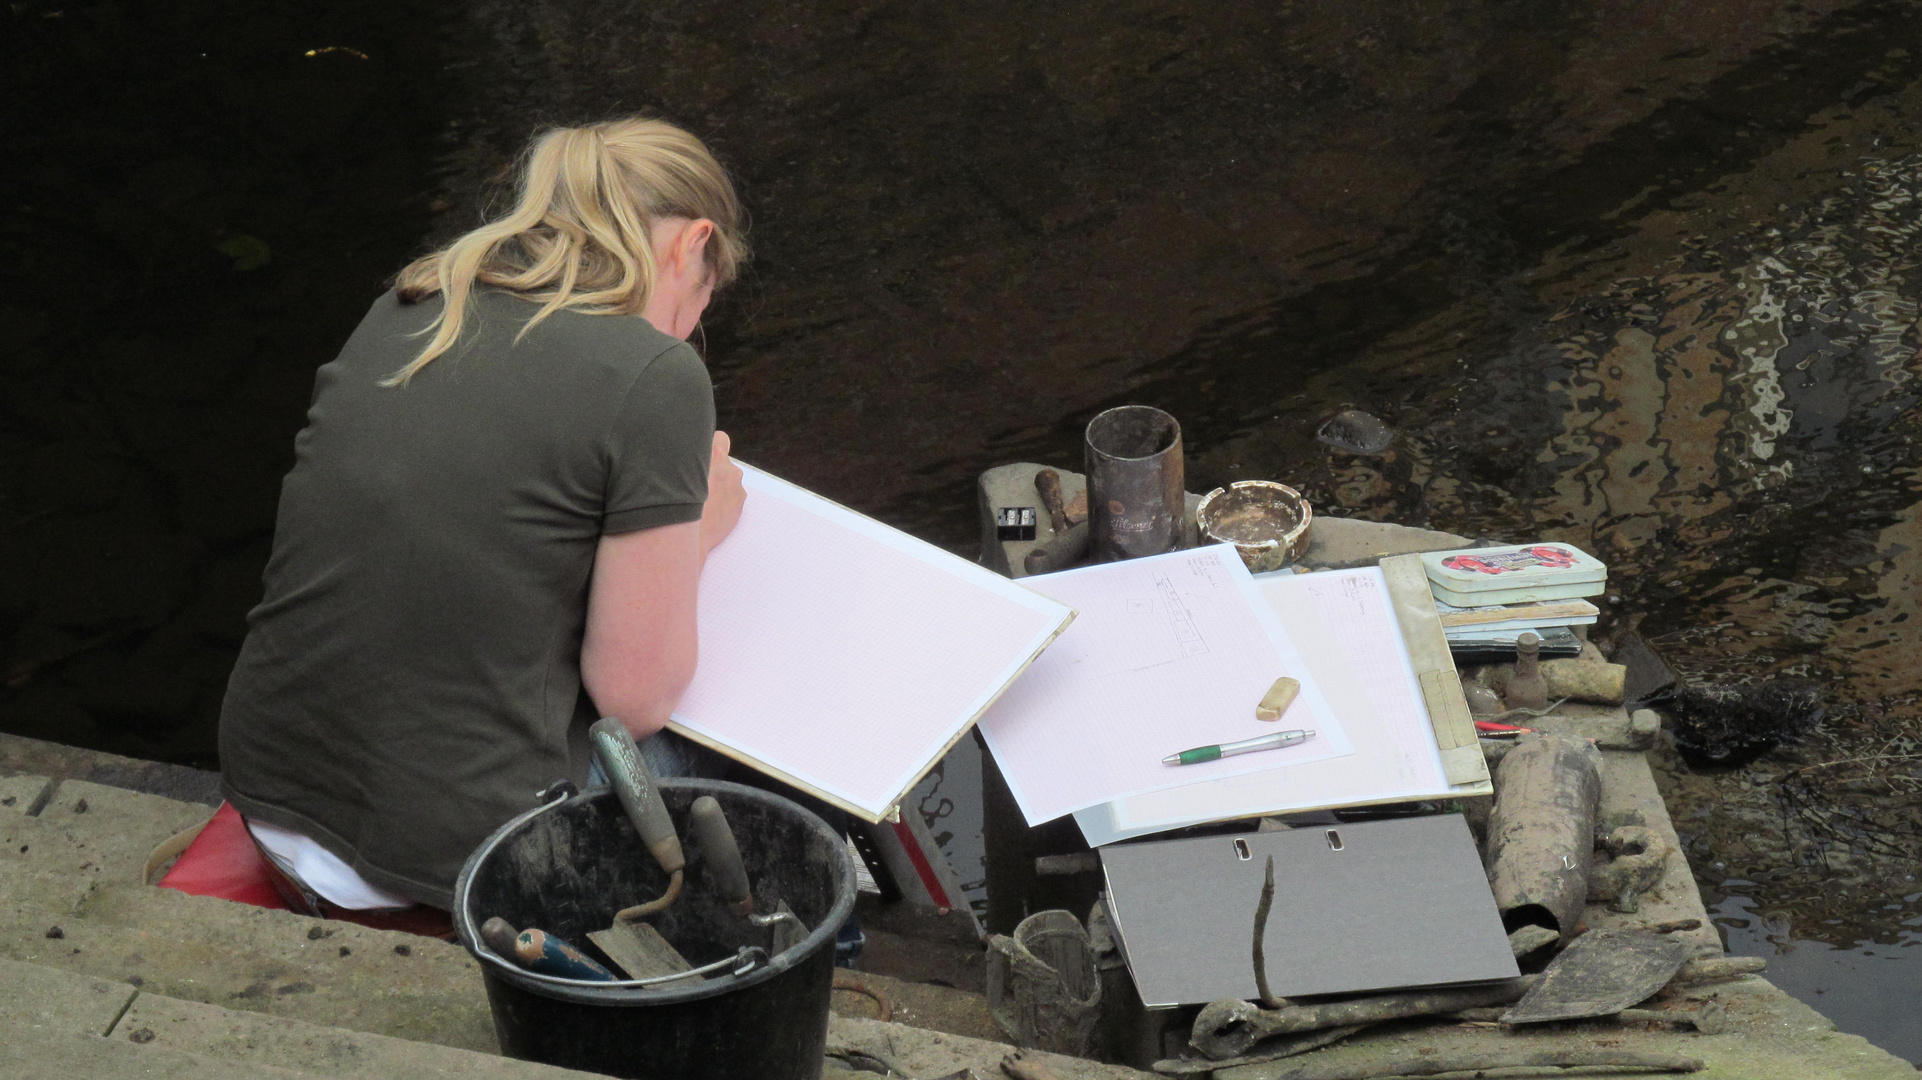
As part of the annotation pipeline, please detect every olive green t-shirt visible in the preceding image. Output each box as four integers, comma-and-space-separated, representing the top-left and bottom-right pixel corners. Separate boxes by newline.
219, 289, 713, 908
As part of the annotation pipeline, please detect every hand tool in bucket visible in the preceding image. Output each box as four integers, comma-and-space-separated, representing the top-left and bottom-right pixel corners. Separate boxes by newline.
688, 794, 809, 954
478, 916, 617, 981
584, 717, 700, 982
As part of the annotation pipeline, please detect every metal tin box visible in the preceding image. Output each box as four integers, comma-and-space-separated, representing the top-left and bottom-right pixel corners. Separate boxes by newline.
1421, 543, 1606, 607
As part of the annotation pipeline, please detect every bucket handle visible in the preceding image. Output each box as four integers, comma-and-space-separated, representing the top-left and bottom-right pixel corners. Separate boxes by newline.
465, 787, 772, 989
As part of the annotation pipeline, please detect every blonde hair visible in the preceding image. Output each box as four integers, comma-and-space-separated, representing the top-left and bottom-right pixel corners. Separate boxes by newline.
387, 117, 748, 384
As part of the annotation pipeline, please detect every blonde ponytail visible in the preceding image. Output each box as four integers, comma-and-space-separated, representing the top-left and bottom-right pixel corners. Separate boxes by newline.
387, 117, 748, 384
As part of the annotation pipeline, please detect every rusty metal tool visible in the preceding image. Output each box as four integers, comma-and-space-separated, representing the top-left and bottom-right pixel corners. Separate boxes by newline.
1034, 468, 1070, 534
1023, 522, 1089, 575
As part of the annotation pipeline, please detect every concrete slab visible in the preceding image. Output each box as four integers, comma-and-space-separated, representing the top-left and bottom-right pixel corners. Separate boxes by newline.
0, 772, 53, 816
0, 813, 108, 927
27, 778, 214, 881
1292, 515, 1472, 571
1212, 974, 1916, 1080
1579, 750, 1722, 957
0, 956, 137, 1037
0, 776, 218, 938
0, 1022, 320, 1080
11, 882, 499, 1053
111, 986, 606, 1079
1530, 703, 1657, 751
0, 732, 223, 807
979, 462, 1086, 577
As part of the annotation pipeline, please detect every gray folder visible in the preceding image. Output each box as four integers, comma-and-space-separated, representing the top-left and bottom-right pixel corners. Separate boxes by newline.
1100, 814, 1518, 1007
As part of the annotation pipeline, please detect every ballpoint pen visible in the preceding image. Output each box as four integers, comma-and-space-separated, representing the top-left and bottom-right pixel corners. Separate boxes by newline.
1163, 728, 1317, 766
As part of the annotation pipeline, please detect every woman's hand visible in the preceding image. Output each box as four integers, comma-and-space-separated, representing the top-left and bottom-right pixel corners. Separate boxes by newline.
701, 430, 745, 554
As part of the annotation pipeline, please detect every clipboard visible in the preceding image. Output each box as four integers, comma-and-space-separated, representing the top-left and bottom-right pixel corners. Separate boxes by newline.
1075, 553, 1491, 844
1100, 814, 1518, 1006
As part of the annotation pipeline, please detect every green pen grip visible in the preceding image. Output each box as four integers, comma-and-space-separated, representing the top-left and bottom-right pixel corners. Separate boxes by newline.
1178, 746, 1223, 765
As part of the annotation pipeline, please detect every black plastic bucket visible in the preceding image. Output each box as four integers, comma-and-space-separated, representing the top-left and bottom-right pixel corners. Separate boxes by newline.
454, 778, 856, 1080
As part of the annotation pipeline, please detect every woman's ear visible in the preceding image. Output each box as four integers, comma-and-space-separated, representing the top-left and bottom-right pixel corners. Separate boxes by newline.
676, 219, 716, 278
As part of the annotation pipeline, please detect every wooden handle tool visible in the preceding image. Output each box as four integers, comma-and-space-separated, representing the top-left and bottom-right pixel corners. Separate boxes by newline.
689, 795, 755, 916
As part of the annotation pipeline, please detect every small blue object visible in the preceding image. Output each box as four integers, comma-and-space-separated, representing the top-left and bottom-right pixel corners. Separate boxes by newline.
516, 928, 616, 981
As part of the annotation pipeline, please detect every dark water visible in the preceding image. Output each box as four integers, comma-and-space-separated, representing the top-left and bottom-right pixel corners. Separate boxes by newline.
5, 0, 1920, 1059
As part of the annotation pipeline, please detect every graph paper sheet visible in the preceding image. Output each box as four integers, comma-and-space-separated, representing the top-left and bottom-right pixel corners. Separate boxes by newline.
1076, 565, 1452, 845
976, 545, 1351, 826
667, 464, 1074, 822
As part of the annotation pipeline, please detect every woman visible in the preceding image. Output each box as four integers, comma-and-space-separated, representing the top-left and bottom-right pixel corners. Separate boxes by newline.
218, 117, 749, 919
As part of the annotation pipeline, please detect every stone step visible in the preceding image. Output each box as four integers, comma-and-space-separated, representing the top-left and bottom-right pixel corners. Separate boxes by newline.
0, 766, 1153, 1079
0, 956, 606, 1079
1, 773, 501, 1052
3, 1024, 322, 1080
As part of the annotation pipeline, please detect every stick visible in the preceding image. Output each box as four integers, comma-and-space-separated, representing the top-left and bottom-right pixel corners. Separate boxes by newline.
1672, 956, 1765, 983
1447, 1006, 1710, 1031
1153, 1025, 1366, 1074
1254, 854, 1283, 1008
1191, 978, 1539, 1060
1246, 1049, 1703, 1079
1002, 1050, 1071, 1080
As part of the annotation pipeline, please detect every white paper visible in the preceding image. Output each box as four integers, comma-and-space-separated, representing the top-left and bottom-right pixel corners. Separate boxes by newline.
976, 546, 1351, 825
669, 464, 1074, 821
1077, 566, 1452, 844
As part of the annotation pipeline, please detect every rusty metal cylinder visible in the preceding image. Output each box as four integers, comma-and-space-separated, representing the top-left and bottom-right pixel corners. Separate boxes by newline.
1085, 405, 1184, 562
1483, 735, 1602, 940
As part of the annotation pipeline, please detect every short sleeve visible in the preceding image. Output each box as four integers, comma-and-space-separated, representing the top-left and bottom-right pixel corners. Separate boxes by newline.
602, 342, 715, 534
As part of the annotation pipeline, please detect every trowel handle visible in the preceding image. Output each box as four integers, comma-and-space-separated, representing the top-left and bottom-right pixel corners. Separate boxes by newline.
689, 795, 754, 915
589, 717, 685, 875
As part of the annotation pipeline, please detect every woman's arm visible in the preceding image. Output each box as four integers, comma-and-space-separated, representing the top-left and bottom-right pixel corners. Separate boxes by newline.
580, 432, 746, 740
580, 520, 703, 740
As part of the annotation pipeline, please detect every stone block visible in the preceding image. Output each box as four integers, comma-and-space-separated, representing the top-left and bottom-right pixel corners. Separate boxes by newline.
1291, 515, 1471, 571
0, 732, 223, 807
1530, 703, 1652, 750
0, 773, 53, 815
1, 779, 213, 887
1577, 750, 1721, 956
0, 956, 137, 1037
978, 462, 1086, 577
111, 988, 603, 1079
33, 883, 497, 1053
0, 1023, 319, 1080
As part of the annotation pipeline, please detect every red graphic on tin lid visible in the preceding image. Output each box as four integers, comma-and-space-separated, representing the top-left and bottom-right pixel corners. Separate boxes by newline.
1441, 545, 1579, 575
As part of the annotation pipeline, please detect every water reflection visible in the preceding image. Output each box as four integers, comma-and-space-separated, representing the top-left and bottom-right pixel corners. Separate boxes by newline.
1713, 890, 1922, 1064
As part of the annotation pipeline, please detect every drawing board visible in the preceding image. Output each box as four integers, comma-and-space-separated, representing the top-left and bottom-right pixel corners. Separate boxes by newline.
667, 463, 1074, 821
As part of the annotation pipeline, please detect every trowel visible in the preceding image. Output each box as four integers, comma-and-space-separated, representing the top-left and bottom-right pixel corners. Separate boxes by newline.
686, 794, 808, 954
584, 717, 700, 983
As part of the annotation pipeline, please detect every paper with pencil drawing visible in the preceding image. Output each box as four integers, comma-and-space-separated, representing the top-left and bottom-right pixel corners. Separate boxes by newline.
667, 463, 1074, 822
1075, 565, 1452, 844
977, 545, 1351, 825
